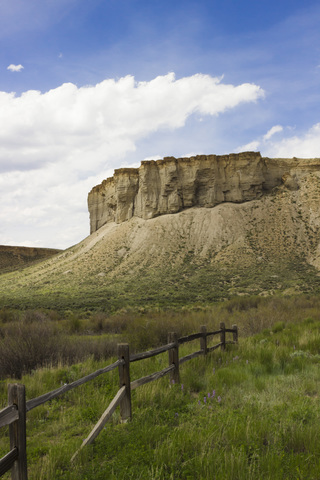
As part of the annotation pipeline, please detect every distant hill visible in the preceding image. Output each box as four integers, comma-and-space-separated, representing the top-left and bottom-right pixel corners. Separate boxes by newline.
0, 245, 62, 273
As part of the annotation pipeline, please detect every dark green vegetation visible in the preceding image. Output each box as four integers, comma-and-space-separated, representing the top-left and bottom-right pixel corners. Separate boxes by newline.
0, 295, 319, 379
1, 297, 320, 479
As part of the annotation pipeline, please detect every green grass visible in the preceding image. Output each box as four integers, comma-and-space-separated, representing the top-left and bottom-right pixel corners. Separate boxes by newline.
2, 294, 320, 378
1, 314, 320, 479
1, 252, 320, 313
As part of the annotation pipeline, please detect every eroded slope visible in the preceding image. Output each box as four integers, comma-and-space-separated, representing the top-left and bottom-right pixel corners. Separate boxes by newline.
1, 168, 320, 311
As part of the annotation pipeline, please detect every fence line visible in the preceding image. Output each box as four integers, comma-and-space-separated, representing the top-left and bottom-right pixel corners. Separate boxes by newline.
0, 321, 238, 479
26, 359, 124, 412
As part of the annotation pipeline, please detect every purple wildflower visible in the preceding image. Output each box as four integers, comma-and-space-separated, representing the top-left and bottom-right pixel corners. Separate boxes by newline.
217, 396, 221, 403
204, 397, 207, 404
212, 390, 216, 397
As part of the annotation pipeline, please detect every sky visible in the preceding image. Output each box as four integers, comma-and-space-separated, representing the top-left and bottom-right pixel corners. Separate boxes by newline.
0, 0, 320, 249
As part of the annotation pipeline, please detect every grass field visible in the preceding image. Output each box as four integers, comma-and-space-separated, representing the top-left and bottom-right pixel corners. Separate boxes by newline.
1, 253, 320, 314
1, 298, 320, 479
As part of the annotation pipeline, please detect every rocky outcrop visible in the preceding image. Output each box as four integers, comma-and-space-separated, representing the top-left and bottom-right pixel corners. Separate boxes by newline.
88, 152, 320, 234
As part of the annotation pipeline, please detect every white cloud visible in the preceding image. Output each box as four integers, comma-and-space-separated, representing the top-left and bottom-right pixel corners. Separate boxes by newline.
0, 73, 264, 174
264, 123, 320, 158
237, 122, 320, 159
237, 124, 284, 153
236, 140, 260, 152
0, 72, 264, 247
7, 64, 24, 72
263, 125, 283, 141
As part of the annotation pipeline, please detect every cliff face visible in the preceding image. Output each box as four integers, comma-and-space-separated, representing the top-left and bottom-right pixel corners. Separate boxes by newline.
88, 152, 320, 234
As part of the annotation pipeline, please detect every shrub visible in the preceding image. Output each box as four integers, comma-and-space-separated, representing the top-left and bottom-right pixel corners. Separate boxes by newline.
0, 320, 61, 378
0, 319, 119, 379
0, 308, 18, 324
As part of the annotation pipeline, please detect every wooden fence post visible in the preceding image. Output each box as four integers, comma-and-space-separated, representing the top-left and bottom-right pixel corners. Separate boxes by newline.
8, 384, 27, 480
232, 324, 238, 344
117, 344, 132, 422
168, 332, 180, 384
200, 325, 207, 355
220, 322, 226, 351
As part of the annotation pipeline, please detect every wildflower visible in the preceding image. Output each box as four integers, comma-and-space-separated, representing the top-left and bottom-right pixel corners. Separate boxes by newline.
212, 390, 216, 397
181, 384, 184, 391
204, 397, 207, 404
175, 413, 179, 417
208, 392, 210, 398
171, 379, 175, 385
217, 396, 221, 403
198, 400, 201, 405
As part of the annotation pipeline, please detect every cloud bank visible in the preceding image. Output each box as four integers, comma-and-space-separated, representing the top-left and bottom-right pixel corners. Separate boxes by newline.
0, 73, 264, 174
0, 72, 264, 247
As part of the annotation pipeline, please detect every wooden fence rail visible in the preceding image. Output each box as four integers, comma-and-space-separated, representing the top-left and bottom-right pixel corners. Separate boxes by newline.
0, 322, 238, 479
25, 359, 124, 412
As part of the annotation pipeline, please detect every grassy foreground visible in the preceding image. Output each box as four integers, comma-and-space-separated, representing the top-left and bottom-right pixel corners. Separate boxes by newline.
1, 305, 320, 479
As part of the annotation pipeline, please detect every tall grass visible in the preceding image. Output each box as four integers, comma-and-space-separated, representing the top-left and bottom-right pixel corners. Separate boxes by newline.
2, 295, 320, 379
1, 310, 320, 479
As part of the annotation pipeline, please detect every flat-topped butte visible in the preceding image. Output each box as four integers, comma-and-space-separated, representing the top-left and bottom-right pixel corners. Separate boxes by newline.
88, 151, 320, 234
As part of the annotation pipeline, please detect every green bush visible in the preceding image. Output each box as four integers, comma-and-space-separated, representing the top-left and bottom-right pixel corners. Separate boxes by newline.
0, 320, 61, 378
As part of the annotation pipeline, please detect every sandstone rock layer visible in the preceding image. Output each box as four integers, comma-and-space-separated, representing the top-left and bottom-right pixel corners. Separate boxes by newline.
88, 152, 320, 234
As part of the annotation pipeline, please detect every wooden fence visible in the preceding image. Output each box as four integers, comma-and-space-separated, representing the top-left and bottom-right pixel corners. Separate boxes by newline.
0, 322, 238, 479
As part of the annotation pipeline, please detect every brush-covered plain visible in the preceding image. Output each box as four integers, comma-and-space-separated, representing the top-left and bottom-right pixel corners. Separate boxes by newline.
1, 296, 320, 479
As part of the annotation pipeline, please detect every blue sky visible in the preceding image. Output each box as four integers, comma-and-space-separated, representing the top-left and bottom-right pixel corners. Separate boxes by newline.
0, 0, 320, 248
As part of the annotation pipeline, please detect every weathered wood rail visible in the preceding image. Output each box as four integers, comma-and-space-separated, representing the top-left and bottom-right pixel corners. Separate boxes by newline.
0, 322, 238, 478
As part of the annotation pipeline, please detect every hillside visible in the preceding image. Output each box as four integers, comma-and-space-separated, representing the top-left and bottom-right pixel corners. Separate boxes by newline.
1, 159, 320, 311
